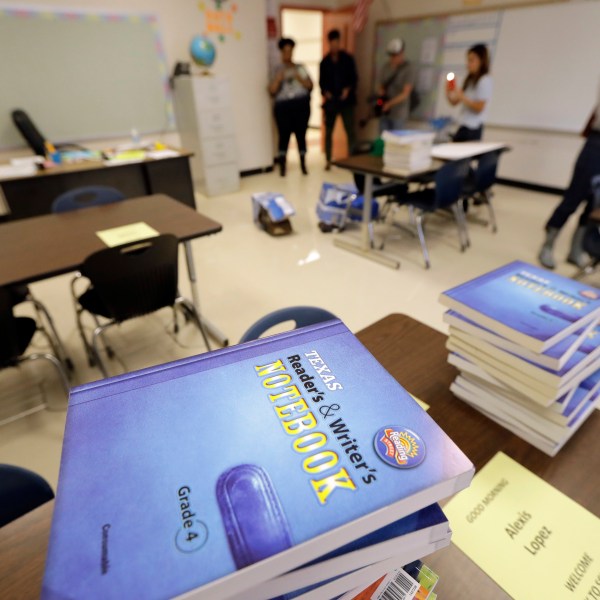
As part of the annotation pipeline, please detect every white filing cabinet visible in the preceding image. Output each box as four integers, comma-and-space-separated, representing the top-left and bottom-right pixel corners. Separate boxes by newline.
173, 75, 240, 196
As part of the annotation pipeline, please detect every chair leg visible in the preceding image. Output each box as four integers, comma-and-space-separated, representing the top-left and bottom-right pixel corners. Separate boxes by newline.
415, 212, 431, 269
91, 314, 115, 359
175, 297, 211, 351
22, 353, 70, 397
380, 203, 398, 250
74, 307, 96, 367
408, 204, 416, 227
485, 191, 498, 233
91, 322, 116, 378
451, 203, 469, 252
29, 299, 74, 373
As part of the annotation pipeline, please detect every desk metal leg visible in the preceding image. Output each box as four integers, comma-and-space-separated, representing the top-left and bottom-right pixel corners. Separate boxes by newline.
333, 174, 400, 269
183, 241, 229, 347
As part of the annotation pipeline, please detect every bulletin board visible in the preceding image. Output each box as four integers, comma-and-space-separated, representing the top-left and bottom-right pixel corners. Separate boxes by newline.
0, 7, 175, 150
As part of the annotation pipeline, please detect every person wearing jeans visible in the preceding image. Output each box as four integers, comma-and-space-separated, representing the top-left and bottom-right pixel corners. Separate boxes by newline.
377, 38, 415, 134
539, 93, 600, 269
446, 44, 493, 142
268, 38, 312, 176
319, 29, 358, 170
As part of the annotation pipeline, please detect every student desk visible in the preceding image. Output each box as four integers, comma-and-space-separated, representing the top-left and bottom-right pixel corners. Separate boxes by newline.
0, 193, 228, 346
0, 151, 196, 221
332, 142, 509, 269
1, 314, 597, 599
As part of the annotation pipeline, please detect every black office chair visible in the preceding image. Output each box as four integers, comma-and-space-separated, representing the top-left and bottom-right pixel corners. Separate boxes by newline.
51, 185, 125, 213
73, 234, 210, 377
0, 464, 54, 527
239, 306, 337, 344
1, 288, 70, 425
461, 150, 502, 233
383, 159, 471, 269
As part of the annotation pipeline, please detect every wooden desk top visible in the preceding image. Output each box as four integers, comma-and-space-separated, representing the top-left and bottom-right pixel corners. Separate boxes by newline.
0, 151, 193, 184
0, 194, 222, 287
332, 154, 443, 180
1, 314, 598, 599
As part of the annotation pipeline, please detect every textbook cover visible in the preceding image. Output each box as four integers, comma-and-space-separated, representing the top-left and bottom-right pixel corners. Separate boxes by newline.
447, 325, 600, 391
447, 352, 600, 417
446, 336, 598, 406
42, 319, 474, 600
443, 310, 599, 371
241, 503, 449, 600
439, 261, 600, 352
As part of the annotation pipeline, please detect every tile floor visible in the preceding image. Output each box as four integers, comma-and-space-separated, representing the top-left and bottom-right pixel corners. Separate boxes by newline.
1, 150, 597, 489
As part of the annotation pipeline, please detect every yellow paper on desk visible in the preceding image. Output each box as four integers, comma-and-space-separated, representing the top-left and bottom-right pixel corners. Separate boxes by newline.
409, 393, 430, 412
96, 222, 159, 247
443, 452, 600, 600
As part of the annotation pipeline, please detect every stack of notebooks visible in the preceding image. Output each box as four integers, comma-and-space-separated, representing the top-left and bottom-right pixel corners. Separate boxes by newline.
440, 261, 600, 456
381, 130, 434, 174
42, 319, 473, 599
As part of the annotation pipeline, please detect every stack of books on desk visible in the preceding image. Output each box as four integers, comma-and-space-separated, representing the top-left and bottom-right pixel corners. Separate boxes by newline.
440, 261, 600, 456
43, 319, 473, 600
381, 130, 434, 173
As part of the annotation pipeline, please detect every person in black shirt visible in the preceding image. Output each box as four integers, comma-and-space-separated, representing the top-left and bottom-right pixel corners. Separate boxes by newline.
319, 29, 358, 170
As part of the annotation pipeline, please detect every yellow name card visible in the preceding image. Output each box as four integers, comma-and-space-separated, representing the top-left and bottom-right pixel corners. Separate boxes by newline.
409, 393, 430, 412
96, 222, 159, 247
443, 452, 600, 599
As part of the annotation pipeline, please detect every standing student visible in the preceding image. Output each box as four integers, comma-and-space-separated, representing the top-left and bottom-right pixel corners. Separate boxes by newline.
538, 90, 600, 269
319, 29, 358, 170
377, 38, 416, 133
446, 44, 493, 142
268, 38, 313, 176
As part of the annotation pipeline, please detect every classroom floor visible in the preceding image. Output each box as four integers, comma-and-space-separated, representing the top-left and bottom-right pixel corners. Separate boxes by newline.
1, 150, 597, 489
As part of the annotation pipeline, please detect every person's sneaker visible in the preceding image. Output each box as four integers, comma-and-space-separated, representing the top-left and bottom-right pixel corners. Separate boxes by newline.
325, 161, 331, 171
538, 245, 556, 269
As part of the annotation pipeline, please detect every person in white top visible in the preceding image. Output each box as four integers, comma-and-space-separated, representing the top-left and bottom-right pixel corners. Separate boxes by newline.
446, 44, 493, 142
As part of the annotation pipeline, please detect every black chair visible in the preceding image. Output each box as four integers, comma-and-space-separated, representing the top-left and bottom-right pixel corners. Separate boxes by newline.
383, 159, 471, 269
51, 185, 125, 213
1, 288, 70, 425
239, 306, 337, 344
73, 234, 210, 377
461, 150, 502, 233
0, 464, 54, 527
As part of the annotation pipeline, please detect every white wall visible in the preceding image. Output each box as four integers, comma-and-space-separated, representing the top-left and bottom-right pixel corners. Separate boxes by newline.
0, 0, 273, 173
354, 0, 586, 189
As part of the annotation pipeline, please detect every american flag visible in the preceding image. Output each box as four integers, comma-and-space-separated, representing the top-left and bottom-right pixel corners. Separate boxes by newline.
352, 0, 373, 33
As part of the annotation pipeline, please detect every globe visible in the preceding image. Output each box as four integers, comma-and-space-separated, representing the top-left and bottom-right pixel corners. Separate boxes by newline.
189, 35, 216, 68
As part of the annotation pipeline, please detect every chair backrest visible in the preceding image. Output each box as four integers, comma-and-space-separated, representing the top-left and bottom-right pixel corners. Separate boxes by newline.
473, 150, 501, 193
51, 185, 125, 213
239, 306, 337, 344
0, 288, 22, 366
81, 234, 179, 322
433, 159, 471, 209
0, 464, 54, 527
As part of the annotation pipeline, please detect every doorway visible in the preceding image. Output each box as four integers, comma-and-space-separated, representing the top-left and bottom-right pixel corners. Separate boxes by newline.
280, 6, 355, 162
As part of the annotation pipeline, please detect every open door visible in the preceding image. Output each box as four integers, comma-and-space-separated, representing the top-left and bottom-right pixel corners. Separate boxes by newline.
321, 8, 355, 161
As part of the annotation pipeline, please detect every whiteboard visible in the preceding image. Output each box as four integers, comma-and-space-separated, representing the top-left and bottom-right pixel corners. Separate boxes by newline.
374, 1, 600, 133
487, 1, 600, 132
0, 8, 174, 150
